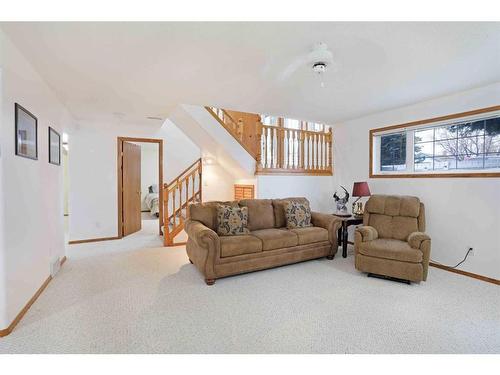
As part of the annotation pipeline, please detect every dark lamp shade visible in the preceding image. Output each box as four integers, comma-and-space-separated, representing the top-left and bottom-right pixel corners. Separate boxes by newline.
352, 182, 371, 197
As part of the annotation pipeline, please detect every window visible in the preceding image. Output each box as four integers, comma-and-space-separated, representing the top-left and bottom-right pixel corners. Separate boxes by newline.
380, 132, 406, 171
370, 106, 500, 177
283, 118, 301, 129
306, 122, 330, 132
261, 115, 279, 126
260, 115, 330, 132
414, 118, 500, 172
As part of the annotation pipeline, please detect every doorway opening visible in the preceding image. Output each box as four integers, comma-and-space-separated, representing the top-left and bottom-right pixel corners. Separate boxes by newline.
117, 137, 163, 239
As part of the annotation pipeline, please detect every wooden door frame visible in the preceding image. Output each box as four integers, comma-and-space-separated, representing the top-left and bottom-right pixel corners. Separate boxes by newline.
117, 137, 164, 238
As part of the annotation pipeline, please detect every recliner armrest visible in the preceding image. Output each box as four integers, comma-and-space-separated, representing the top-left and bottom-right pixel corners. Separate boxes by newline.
356, 226, 378, 242
407, 232, 430, 249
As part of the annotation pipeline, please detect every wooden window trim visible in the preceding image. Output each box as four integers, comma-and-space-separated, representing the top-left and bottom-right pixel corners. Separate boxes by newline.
369, 105, 500, 178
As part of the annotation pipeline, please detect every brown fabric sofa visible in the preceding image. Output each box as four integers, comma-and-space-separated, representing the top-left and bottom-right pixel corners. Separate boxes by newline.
354, 195, 431, 283
185, 198, 342, 285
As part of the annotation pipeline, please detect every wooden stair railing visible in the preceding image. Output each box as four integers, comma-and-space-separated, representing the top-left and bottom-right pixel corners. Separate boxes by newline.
206, 106, 333, 175
205, 106, 261, 159
163, 158, 202, 247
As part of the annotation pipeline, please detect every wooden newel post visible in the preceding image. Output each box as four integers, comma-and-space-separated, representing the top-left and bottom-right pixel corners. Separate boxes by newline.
277, 117, 284, 169
255, 121, 264, 171
328, 128, 333, 171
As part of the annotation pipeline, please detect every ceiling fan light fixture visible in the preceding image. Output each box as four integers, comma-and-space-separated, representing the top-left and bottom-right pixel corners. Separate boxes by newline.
312, 62, 328, 88
312, 62, 327, 74
276, 41, 334, 86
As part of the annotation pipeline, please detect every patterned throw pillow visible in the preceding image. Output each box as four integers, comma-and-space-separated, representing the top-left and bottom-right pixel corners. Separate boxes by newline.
285, 201, 312, 228
216, 205, 250, 236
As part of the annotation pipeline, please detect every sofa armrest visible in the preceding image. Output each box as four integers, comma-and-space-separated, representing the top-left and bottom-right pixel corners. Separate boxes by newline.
407, 232, 430, 249
311, 212, 342, 246
356, 226, 378, 242
184, 219, 220, 281
184, 219, 220, 249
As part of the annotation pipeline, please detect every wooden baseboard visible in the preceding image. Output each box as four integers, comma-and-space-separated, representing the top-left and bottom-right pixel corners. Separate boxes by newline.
68, 236, 121, 245
0, 255, 68, 337
430, 262, 500, 285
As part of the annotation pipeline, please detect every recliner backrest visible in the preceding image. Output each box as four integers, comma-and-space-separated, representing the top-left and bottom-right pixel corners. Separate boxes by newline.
364, 195, 425, 240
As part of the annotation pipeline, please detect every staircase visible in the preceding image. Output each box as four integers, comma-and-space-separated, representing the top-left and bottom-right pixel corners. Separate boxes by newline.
168, 105, 256, 178
163, 158, 202, 247
206, 107, 261, 159
206, 106, 333, 175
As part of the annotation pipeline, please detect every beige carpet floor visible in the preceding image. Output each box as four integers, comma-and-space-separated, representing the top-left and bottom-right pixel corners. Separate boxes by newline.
0, 220, 499, 353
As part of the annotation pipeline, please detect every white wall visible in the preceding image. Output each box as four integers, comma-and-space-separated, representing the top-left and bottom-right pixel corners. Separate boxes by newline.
139, 142, 159, 211
162, 119, 203, 183
202, 163, 238, 202
0, 57, 6, 329
333, 82, 500, 280
0, 30, 75, 329
69, 119, 200, 240
257, 175, 335, 213
169, 105, 256, 179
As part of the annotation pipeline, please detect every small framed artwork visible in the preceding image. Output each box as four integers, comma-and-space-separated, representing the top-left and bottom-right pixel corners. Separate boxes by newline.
15, 103, 38, 160
48, 127, 61, 166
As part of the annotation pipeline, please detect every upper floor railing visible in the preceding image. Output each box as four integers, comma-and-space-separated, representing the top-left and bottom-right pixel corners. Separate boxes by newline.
207, 106, 333, 175
258, 125, 332, 175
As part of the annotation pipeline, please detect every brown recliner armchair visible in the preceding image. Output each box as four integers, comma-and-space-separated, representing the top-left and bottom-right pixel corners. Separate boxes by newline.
354, 195, 431, 283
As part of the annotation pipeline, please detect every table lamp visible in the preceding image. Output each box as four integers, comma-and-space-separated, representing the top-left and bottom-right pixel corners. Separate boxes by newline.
352, 182, 371, 216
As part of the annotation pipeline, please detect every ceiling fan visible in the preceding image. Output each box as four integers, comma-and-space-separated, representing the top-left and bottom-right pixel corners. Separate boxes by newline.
278, 42, 335, 86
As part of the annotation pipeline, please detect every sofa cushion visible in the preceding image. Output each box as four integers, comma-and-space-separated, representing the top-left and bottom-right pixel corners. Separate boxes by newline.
239, 199, 275, 231
272, 197, 310, 228
216, 205, 250, 236
189, 201, 238, 230
250, 229, 298, 251
358, 238, 423, 263
220, 235, 262, 258
285, 201, 312, 228
290, 226, 328, 245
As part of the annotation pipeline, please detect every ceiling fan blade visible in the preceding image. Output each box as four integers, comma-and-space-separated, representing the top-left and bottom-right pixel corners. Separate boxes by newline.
277, 54, 310, 82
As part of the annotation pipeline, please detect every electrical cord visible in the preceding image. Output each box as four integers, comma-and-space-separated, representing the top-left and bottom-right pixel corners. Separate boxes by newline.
431, 247, 473, 269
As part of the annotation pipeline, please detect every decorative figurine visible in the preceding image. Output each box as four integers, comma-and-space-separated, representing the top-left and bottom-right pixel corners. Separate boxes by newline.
333, 186, 350, 213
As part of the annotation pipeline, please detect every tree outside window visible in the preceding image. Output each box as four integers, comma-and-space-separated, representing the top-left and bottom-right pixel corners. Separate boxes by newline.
414, 117, 500, 171
380, 133, 406, 171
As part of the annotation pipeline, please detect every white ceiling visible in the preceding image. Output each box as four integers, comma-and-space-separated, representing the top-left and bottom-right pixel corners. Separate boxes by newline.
2, 22, 500, 126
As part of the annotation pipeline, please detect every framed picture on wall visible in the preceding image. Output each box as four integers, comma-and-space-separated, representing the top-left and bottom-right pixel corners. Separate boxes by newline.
15, 103, 38, 160
48, 127, 61, 166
